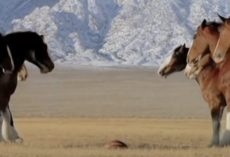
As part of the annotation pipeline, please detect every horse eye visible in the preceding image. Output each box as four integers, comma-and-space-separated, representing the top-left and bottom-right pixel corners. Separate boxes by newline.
193, 34, 197, 39
174, 51, 180, 56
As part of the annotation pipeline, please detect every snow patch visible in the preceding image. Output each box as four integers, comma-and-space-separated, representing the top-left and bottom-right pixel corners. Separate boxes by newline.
0, 0, 229, 66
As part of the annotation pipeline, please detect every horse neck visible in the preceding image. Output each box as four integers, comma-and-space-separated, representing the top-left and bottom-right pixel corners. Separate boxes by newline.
209, 43, 217, 57
217, 49, 230, 73
6, 42, 26, 73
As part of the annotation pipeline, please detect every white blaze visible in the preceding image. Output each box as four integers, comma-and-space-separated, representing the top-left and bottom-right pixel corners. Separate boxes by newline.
158, 54, 173, 75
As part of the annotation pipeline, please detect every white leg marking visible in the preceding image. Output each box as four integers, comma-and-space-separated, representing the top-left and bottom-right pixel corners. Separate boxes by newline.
226, 112, 230, 130
17, 65, 28, 81
0, 115, 3, 142
1, 108, 23, 143
220, 112, 230, 146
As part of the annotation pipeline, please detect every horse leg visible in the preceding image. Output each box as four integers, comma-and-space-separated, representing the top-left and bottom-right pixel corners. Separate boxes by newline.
17, 64, 28, 81
220, 109, 230, 145
0, 113, 3, 141
209, 106, 224, 147
219, 91, 230, 145
1, 105, 23, 143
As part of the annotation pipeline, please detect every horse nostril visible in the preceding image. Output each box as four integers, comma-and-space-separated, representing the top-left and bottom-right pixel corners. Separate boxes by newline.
48, 61, 55, 70
158, 71, 163, 76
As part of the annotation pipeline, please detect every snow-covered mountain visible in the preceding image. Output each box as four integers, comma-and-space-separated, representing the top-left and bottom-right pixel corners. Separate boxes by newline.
1, 0, 230, 67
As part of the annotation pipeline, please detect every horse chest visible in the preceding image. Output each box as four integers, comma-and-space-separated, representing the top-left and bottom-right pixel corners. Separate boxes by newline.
201, 85, 223, 108
0, 74, 17, 95
217, 69, 230, 93
199, 70, 218, 91
198, 70, 222, 106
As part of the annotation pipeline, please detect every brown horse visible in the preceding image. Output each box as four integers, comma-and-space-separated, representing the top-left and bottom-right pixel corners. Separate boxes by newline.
158, 44, 188, 77
185, 19, 221, 79
159, 42, 225, 146
213, 16, 230, 63
185, 19, 230, 146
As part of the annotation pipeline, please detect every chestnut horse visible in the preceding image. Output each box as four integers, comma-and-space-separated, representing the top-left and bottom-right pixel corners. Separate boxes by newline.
213, 16, 230, 63
0, 31, 54, 143
159, 42, 225, 146
185, 19, 230, 146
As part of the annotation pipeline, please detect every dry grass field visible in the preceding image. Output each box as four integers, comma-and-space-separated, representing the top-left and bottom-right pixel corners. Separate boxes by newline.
1, 118, 230, 157
1, 66, 229, 157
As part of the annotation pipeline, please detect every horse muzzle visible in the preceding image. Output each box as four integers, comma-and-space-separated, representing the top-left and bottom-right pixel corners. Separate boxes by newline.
158, 66, 170, 78
39, 61, 54, 73
213, 51, 225, 63
184, 64, 200, 79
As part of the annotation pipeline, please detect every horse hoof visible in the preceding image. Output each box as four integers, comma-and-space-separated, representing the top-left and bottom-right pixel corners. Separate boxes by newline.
3, 136, 23, 144
15, 137, 23, 144
220, 130, 230, 146
105, 140, 128, 149
208, 143, 220, 148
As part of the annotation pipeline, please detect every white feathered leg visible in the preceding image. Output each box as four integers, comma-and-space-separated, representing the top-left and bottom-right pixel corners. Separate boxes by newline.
0, 115, 3, 142
1, 107, 23, 143
220, 112, 230, 146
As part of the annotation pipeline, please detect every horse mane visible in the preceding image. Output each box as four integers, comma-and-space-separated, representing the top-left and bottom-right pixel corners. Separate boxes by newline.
206, 21, 222, 31
4, 31, 41, 39
174, 45, 182, 52
193, 21, 222, 39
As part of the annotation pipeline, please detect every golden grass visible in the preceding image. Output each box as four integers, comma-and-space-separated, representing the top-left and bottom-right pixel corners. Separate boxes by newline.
0, 118, 229, 157
3, 67, 228, 156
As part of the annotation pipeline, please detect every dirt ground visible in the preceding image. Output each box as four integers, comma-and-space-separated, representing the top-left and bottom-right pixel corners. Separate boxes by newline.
2, 65, 226, 157
11, 65, 209, 118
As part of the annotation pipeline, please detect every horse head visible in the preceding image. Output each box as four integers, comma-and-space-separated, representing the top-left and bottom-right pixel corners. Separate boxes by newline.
213, 15, 230, 63
24, 33, 54, 73
158, 44, 188, 78
185, 19, 221, 79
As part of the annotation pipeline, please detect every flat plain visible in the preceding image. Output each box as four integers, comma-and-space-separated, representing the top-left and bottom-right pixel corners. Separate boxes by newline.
2, 66, 229, 157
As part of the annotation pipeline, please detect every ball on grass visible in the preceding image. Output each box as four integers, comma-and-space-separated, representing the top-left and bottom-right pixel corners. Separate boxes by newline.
105, 139, 128, 149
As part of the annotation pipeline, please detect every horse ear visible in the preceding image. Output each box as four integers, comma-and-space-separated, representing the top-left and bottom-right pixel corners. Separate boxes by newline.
218, 13, 227, 22
178, 44, 184, 53
201, 19, 207, 29
183, 43, 186, 48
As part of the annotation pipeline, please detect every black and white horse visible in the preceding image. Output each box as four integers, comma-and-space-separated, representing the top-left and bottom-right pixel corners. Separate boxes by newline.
0, 31, 54, 142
